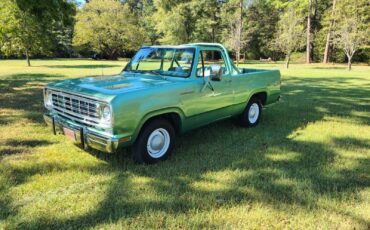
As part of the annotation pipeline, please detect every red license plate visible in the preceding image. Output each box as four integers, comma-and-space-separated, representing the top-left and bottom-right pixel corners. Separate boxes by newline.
63, 127, 76, 140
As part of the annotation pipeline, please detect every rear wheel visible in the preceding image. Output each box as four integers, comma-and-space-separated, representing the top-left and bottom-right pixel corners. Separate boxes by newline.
133, 118, 175, 164
238, 97, 262, 127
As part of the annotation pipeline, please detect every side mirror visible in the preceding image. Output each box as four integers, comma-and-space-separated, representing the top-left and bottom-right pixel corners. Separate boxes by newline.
210, 64, 222, 81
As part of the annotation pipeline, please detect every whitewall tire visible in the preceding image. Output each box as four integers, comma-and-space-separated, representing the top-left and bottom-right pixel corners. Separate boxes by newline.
133, 118, 175, 163
238, 97, 262, 127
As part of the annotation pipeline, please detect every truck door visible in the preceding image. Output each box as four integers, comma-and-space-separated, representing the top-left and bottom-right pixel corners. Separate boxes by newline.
182, 48, 234, 127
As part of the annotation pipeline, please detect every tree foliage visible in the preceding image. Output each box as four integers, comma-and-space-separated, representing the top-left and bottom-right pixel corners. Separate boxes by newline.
274, 7, 306, 68
243, 0, 279, 60
0, 0, 369, 63
137, 0, 162, 45
332, 0, 369, 70
73, 0, 145, 59
221, 0, 245, 65
153, 0, 195, 44
0, 0, 75, 66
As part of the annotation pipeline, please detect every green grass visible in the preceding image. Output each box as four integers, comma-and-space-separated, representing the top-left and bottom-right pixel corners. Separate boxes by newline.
0, 59, 369, 229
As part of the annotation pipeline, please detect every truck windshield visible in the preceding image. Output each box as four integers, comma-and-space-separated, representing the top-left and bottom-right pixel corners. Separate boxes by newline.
124, 47, 195, 78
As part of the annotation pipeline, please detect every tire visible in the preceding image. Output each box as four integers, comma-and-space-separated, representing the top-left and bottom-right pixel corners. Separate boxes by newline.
133, 118, 175, 164
238, 97, 262, 127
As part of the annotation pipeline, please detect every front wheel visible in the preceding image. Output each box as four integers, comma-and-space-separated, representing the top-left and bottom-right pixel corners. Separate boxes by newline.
238, 97, 262, 127
133, 118, 175, 164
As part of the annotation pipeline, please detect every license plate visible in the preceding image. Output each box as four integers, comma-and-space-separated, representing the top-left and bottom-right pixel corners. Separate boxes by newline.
63, 127, 76, 140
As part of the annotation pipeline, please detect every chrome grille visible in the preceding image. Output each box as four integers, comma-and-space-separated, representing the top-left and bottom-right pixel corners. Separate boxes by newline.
50, 90, 101, 125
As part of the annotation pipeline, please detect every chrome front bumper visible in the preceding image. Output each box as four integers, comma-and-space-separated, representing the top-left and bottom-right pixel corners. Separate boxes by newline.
44, 113, 119, 153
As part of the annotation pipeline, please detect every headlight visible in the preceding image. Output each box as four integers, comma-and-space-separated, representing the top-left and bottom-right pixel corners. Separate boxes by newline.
44, 90, 53, 108
101, 105, 111, 122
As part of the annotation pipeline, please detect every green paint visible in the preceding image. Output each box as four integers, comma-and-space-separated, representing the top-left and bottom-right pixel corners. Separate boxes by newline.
45, 43, 280, 151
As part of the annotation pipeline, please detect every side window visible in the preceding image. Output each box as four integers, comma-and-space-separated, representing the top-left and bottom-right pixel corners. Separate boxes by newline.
196, 50, 228, 77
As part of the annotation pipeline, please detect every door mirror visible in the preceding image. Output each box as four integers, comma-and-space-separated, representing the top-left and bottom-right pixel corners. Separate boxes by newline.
209, 64, 222, 81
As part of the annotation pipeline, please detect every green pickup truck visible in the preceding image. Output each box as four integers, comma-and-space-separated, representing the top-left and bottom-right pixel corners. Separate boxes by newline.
44, 43, 280, 163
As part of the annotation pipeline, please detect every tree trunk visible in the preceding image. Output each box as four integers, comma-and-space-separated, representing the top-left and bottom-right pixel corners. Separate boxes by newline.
108, 52, 118, 60
306, 0, 313, 64
25, 49, 31, 67
285, 54, 291, 69
236, 50, 240, 66
323, 0, 336, 63
347, 56, 352, 71
236, 0, 243, 66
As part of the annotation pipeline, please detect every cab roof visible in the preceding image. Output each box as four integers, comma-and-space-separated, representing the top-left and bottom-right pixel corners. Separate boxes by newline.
142, 43, 226, 50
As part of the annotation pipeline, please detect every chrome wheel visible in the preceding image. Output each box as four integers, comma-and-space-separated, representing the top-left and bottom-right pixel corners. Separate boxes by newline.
248, 103, 260, 124
146, 128, 170, 158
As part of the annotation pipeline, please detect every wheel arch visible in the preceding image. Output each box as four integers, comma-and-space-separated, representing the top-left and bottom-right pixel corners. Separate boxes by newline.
249, 91, 268, 106
132, 108, 184, 142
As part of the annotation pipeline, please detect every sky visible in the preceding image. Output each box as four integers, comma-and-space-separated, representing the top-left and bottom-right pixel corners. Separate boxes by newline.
75, 0, 85, 6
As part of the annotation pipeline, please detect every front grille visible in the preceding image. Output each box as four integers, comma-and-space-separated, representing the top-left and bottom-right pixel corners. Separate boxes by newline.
50, 90, 102, 125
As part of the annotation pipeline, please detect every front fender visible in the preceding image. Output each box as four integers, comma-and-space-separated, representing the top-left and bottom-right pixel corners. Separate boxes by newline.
131, 107, 186, 142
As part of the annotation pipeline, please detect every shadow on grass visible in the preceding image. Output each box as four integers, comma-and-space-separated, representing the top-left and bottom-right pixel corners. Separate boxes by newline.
0, 73, 59, 91
0, 140, 54, 159
0, 138, 56, 223
332, 137, 370, 150
0, 188, 13, 222
1, 72, 370, 228
0, 73, 64, 124
45, 64, 122, 69
5, 139, 54, 148
311, 66, 348, 70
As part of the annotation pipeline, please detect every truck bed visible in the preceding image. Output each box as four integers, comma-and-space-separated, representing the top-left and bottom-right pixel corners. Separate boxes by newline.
238, 68, 273, 74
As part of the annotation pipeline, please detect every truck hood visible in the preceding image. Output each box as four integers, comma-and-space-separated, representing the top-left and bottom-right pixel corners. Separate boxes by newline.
47, 73, 173, 101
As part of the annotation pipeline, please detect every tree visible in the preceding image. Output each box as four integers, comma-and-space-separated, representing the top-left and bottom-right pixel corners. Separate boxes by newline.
333, 0, 369, 70
153, 0, 230, 45
323, 0, 336, 63
153, 0, 195, 44
0, 0, 76, 66
271, 0, 332, 63
0, 1, 40, 66
224, 0, 244, 65
243, 0, 280, 60
306, 0, 313, 63
192, 0, 225, 44
275, 8, 306, 69
137, 0, 162, 45
73, 0, 145, 59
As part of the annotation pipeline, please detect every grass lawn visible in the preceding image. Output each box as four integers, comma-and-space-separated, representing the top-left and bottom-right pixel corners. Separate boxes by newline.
0, 59, 369, 229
